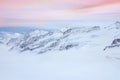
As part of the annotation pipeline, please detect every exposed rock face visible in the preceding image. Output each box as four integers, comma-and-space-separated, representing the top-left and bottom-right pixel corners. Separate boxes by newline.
104, 38, 120, 51
111, 39, 120, 45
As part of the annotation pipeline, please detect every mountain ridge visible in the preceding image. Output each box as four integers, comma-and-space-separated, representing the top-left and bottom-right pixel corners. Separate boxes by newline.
0, 21, 120, 57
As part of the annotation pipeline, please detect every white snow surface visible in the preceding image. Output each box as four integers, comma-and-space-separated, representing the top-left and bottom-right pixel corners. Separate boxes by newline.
0, 44, 120, 80
0, 22, 120, 80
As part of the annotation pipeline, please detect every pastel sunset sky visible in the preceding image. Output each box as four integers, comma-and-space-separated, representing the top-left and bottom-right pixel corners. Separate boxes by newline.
0, 0, 120, 26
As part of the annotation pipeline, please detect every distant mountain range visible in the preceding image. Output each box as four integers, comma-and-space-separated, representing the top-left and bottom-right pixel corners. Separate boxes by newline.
0, 21, 120, 58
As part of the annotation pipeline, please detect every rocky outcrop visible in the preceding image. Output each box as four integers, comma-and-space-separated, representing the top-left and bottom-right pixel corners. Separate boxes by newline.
104, 38, 120, 50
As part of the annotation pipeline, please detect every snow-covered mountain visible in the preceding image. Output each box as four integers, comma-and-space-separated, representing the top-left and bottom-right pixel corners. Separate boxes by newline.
0, 21, 120, 80
0, 21, 120, 56
2, 26, 101, 53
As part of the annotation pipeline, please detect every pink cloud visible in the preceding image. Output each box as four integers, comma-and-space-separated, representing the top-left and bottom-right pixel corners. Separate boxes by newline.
0, 0, 120, 26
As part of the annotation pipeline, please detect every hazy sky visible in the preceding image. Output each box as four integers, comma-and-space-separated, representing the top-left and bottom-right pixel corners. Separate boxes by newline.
0, 0, 120, 26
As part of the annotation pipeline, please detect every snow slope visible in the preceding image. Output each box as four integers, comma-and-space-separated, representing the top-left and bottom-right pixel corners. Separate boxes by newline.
0, 21, 120, 80
0, 44, 120, 80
